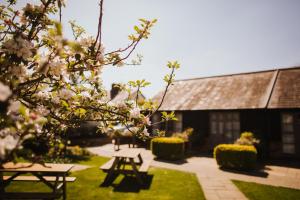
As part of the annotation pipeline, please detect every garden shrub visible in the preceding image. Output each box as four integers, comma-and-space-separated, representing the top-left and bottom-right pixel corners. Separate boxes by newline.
214, 144, 257, 169
235, 131, 260, 146
151, 137, 185, 160
66, 145, 92, 157
172, 128, 194, 142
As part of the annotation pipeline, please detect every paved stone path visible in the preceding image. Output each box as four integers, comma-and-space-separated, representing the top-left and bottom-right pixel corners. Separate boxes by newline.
71, 164, 90, 172
88, 144, 300, 200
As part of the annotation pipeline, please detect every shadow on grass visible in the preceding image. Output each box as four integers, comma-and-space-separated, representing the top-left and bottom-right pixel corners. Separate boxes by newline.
100, 174, 154, 193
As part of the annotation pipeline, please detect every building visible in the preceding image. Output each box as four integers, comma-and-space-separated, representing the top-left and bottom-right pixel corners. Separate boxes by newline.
152, 67, 300, 158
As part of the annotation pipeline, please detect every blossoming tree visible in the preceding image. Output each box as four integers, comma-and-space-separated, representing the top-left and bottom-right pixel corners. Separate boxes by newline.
0, 0, 179, 163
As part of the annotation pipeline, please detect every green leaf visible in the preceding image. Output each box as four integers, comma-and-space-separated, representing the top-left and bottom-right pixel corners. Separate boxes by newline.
134, 25, 139, 32
55, 22, 63, 36
74, 108, 86, 117
61, 100, 69, 108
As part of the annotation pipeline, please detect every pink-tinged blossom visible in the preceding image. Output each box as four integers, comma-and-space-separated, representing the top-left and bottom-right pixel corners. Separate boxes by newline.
0, 82, 12, 102
49, 61, 65, 77
142, 116, 151, 126
129, 107, 141, 119
116, 101, 127, 110
79, 36, 94, 47
9, 65, 27, 80
116, 60, 124, 67
7, 101, 21, 114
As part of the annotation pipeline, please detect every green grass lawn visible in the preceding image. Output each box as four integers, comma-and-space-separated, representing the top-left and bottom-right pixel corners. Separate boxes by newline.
6, 156, 205, 200
232, 180, 300, 200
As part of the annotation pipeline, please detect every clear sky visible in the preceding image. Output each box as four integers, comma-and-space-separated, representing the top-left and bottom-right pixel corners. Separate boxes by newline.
21, 0, 300, 97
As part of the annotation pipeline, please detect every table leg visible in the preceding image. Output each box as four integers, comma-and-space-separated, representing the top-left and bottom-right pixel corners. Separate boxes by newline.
129, 158, 143, 185
138, 154, 143, 165
103, 157, 119, 184
63, 174, 66, 200
0, 171, 4, 195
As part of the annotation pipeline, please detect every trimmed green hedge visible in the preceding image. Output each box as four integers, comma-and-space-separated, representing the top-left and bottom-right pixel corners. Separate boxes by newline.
151, 137, 185, 160
214, 144, 257, 170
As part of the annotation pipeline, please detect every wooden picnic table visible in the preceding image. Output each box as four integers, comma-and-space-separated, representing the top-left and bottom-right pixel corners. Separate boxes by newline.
0, 162, 75, 200
100, 149, 151, 185
113, 135, 137, 151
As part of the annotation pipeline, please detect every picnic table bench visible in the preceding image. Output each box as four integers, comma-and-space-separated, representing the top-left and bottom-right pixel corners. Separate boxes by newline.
0, 162, 76, 200
100, 149, 151, 185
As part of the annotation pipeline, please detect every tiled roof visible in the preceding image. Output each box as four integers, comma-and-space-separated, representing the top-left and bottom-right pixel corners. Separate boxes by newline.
111, 90, 145, 103
268, 68, 300, 109
152, 67, 300, 110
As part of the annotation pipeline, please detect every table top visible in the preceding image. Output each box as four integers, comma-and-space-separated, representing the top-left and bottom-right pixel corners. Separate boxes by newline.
0, 162, 74, 173
113, 148, 141, 158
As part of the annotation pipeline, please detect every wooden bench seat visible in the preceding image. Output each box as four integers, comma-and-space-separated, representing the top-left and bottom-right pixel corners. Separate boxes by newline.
100, 157, 151, 174
138, 159, 151, 173
3, 176, 76, 182
0, 192, 62, 199
100, 158, 116, 172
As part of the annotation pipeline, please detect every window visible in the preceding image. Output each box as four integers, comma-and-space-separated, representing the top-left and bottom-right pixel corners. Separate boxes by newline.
281, 113, 295, 154
209, 112, 240, 142
166, 112, 183, 134
151, 112, 183, 135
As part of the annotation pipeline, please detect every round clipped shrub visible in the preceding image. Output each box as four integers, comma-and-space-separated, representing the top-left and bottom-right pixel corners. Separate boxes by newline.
151, 137, 185, 160
214, 144, 257, 170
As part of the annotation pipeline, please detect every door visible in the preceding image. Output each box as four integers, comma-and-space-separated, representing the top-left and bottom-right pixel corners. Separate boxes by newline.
209, 112, 240, 147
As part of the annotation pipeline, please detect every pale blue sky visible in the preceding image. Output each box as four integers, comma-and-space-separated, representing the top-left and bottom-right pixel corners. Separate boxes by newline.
19, 1, 300, 97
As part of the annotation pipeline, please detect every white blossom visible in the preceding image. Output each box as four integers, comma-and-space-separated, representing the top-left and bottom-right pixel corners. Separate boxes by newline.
81, 91, 91, 98
36, 105, 50, 116
3, 36, 34, 60
36, 91, 49, 100
79, 36, 94, 47
0, 82, 12, 102
128, 126, 139, 134
37, 58, 50, 75
143, 127, 150, 137
51, 96, 60, 104
0, 134, 19, 159
49, 61, 65, 77
59, 89, 73, 100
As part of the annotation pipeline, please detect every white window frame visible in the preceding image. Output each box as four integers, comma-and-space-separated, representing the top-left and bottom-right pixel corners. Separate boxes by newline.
209, 112, 240, 142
